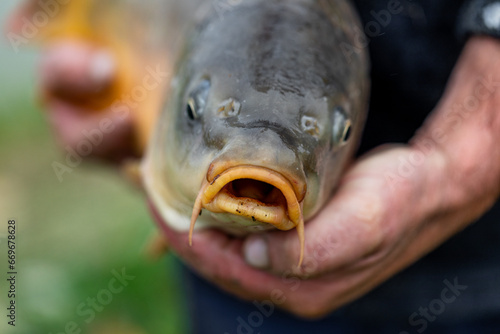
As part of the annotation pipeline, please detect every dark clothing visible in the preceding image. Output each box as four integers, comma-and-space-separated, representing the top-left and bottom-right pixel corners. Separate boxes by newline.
181, 1, 500, 332
356, 0, 466, 151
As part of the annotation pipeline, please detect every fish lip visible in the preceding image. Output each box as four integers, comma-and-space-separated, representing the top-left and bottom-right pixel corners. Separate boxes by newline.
188, 164, 306, 266
194, 164, 306, 231
207, 162, 307, 202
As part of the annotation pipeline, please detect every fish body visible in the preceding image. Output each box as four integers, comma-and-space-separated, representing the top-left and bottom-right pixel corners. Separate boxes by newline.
143, 0, 370, 257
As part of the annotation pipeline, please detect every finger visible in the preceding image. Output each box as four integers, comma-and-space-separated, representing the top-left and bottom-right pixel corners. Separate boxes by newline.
157, 215, 390, 319
150, 205, 284, 301
243, 184, 387, 277
46, 98, 136, 162
148, 203, 399, 318
39, 40, 116, 102
243, 148, 422, 277
38, 41, 136, 162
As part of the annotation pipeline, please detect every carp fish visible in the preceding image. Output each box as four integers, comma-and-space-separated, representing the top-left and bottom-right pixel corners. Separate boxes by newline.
142, 0, 370, 266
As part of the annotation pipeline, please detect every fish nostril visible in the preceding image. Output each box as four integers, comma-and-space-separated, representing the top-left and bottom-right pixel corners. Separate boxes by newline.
217, 98, 241, 117
301, 115, 320, 138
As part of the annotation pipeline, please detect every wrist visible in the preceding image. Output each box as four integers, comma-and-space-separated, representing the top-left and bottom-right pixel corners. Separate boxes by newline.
413, 36, 500, 218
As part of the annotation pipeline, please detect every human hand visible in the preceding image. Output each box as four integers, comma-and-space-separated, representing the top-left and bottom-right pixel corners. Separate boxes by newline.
6, 1, 137, 163
155, 36, 500, 318
39, 40, 137, 163
155, 146, 458, 318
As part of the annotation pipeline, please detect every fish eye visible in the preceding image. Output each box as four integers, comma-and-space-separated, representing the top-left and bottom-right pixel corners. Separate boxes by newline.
187, 97, 197, 120
186, 79, 211, 121
343, 121, 352, 142
332, 107, 352, 146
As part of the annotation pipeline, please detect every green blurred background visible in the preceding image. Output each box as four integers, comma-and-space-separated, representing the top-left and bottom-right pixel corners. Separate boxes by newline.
0, 1, 188, 333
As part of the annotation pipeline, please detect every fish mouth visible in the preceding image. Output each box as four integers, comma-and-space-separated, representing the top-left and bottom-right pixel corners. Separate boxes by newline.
189, 165, 306, 266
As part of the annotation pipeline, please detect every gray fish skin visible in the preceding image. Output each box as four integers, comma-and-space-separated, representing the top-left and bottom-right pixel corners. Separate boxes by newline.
143, 0, 370, 234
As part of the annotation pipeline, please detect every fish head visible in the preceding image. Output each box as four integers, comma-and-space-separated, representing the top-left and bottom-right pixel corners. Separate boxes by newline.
142, 0, 369, 263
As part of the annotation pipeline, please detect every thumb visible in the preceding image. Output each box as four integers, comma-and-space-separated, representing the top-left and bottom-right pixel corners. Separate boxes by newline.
242, 216, 338, 277
243, 229, 294, 271
40, 40, 116, 97
241, 147, 411, 275
243, 175, 388, 277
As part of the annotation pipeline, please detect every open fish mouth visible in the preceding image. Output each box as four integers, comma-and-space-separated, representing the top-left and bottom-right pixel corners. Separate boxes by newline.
189, 165, 306, 266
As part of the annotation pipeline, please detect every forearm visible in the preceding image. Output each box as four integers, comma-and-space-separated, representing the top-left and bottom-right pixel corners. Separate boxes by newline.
413, 36, 500, 222
371, 36, 500, 282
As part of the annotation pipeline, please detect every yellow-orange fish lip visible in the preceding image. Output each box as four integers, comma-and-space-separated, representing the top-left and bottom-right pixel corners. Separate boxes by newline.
189, 165, 306, 267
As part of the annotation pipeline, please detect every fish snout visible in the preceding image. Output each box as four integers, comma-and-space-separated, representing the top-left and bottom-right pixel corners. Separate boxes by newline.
189, 161, 307, 266
206, 163, 305, 229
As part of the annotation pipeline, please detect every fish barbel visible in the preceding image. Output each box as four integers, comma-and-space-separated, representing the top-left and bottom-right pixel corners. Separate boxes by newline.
143, 0, 370, 266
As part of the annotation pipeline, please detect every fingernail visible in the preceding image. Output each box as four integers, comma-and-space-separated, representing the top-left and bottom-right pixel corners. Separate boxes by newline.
244, 236, 269, 269
89, 50, 116, 85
